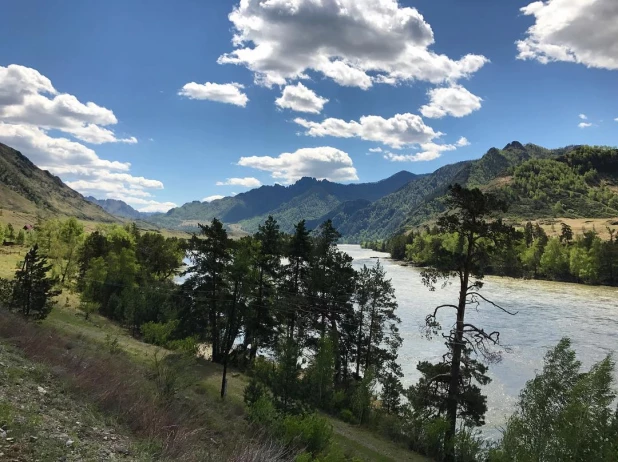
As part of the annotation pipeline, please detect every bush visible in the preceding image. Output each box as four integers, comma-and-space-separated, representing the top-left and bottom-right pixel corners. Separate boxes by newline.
278, 414, 333, 456
141, 320, 179, 347
167, 336, 198, 355
339, 409, 357, 425
0, 278, 13, 307
244, 378, 269, 407
247, 396, 279, 427
104, 334, 121, 355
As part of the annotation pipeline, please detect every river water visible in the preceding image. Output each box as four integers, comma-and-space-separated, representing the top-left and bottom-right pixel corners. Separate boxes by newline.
340, 244, 618, 436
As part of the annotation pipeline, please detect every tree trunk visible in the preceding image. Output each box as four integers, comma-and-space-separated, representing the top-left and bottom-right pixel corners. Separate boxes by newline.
221, 281, 239, 398
445, 240, 473, 460
355, 305, 364, 378
249, 270, 264, 361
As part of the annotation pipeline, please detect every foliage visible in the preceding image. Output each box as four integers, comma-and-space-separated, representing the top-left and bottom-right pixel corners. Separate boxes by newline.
491, 338, 618, 461
10, 244, 61, 319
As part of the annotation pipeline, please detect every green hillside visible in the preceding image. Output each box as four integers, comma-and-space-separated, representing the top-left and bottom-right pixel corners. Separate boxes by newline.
148, 171, 418, 232
338, 143, 618, 241
0, 142, 117, 223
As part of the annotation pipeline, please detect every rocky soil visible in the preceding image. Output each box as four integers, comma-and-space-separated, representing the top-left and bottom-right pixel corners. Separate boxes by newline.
0, 342, 150, 461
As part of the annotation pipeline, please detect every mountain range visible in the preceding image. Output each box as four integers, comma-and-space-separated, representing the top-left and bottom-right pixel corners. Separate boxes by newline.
146, 141, 618, 241
2, 141, 617, 241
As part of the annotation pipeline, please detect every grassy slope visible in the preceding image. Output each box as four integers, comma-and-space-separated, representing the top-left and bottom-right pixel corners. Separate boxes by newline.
0, 143, 117, 223
0, 342, 153, 461
0, 294, 427, 462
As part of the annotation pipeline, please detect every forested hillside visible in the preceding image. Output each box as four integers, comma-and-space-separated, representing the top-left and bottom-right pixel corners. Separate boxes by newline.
349, 143, 618, 241
0, 143, 117, 222
148, 171, 418, 232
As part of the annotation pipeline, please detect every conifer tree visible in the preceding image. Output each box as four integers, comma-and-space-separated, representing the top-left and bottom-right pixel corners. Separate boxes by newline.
12, 244, 60, 319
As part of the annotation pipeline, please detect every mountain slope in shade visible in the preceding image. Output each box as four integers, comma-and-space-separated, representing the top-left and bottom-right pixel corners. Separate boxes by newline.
339, 143, 618, 242
148, 171, 419, 232
0, 142, 117, 222
86, 197, 143, 220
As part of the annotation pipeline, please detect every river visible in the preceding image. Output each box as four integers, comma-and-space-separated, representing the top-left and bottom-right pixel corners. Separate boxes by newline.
340, 244, 618, 436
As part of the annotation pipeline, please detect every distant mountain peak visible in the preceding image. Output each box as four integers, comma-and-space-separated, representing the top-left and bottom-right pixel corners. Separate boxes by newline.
503, 141, 525, 151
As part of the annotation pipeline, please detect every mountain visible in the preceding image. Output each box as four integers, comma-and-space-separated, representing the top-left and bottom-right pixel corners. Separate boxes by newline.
86, 197, 143, 220
148, 171, 418, 232
337, 143, 618, 241
0, 142, 117, 223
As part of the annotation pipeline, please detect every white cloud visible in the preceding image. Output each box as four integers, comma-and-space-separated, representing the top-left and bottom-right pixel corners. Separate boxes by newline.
294, 113, 440, 149
578, 122, 593, 128
0, 64, 170, 209
517, 0, 618, 70
238, 147, 358, 183
203, 195, 225, 202
0, 123, 130, 172
275, 83, 329, 114
420, 85, 482, 118
384, 137, 469, 162
178, 82, 249, 107
218, 0, 488, 89
368, 147, 383, 153
615, 118, 618, 122
0, 65, 136, 144
579, 113, 588, 120
216, 177, 262, 188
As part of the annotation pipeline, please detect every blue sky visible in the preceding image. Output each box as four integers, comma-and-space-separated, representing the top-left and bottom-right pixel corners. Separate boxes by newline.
0, 0, 617, 212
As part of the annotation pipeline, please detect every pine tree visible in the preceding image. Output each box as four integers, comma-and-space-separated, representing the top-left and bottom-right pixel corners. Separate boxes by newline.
421, 184, 516, 458
12, 244, 60, 319
183, 218, 231, 362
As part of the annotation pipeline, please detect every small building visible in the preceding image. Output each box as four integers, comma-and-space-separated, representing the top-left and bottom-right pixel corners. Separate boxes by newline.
23, 224, 34, 231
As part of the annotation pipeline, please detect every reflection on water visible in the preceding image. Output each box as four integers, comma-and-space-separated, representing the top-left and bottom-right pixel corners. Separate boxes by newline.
340, 244, 618, 436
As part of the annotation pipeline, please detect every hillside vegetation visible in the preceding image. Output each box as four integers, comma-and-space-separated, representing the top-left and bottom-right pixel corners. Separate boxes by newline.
145, 142, 618, 243
148, 172, 418, 232
0, 143, 117, 223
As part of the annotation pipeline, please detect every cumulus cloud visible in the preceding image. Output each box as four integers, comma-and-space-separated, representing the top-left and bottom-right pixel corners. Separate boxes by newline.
578, 122, 593, 128
178, 82, 249, 107
238, 147, 358, 183
216, 177, 262, 188
294, 113, 440, 149
517, 0, 618, 70
579, 113, 588, 120
203, 195, 225, 202
0, 64, 171, 211
368, 147, 383, 153
384, 137, 469, 162
275, 83, 329, 114
420, 85, 482, 118
218, 0, 488, 89
615, 118, 618, 122
0, 65, 137, 144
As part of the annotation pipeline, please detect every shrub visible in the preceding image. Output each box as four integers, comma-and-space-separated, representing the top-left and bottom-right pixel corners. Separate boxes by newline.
339, 409, 357, 425
141, 320, 179, 347
0, 278, 13, 307
278, 414, 333, 456
247, 396, 279, 427
244, 378, 269, 407
104, 334, 121, 355
166, 336, 198, 355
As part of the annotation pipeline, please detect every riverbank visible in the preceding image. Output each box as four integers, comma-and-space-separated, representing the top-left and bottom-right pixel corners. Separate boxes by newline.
341, 244, 618, 436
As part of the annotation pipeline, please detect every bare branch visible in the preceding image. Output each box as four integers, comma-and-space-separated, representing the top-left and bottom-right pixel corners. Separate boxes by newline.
467, 291, 518, 315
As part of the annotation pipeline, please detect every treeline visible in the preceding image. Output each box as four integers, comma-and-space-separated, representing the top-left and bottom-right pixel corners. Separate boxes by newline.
366, 221, 618, 286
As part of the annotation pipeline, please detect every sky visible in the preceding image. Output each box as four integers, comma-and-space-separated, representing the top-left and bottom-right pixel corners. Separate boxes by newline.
0, 0, 617, 212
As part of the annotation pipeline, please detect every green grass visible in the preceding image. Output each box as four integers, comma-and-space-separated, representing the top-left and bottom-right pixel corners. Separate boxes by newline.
42, 302, 428, 461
